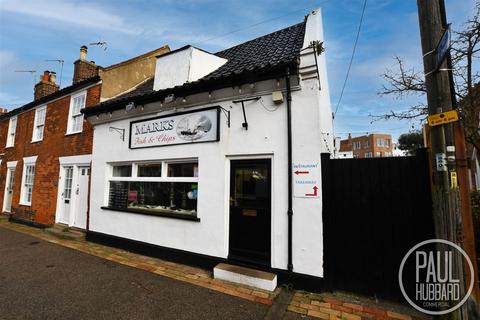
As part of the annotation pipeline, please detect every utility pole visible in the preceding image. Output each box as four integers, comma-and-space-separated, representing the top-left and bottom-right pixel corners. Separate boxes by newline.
417, 0, 456, 249
417, 0, 478, 317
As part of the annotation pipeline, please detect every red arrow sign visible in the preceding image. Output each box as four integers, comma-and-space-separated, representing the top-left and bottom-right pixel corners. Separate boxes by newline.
305, 186, 318, 197
294, 170, 309, 175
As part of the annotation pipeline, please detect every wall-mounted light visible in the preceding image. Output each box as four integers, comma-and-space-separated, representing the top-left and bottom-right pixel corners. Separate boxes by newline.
125, 101, 135, 112
164, 94, 175, 103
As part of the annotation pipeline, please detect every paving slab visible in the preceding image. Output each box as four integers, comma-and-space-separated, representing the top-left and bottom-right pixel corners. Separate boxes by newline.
0, 227, 268, 320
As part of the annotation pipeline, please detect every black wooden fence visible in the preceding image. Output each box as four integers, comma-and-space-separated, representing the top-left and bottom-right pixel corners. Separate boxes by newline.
321, 149, 435, 300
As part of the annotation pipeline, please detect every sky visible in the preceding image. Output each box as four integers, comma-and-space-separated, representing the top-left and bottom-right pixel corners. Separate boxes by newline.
0, 0, 476, 140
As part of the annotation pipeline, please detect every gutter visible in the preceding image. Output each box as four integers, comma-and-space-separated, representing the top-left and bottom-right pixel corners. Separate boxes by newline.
285, 66, 294, 272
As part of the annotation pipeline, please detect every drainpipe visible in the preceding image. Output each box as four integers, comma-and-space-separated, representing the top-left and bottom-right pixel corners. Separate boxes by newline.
285, 66, 293, 272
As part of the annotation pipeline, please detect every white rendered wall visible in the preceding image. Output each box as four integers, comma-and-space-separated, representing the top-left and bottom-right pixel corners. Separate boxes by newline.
90, 9, 332, 278
154, 47, 227, 91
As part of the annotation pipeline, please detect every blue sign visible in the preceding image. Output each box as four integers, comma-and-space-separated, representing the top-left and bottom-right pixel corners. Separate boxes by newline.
435, 24, 451, 70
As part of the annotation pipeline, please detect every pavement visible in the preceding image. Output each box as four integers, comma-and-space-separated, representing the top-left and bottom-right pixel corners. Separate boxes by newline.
0, 218, 424, 320
0, 226, 310, 320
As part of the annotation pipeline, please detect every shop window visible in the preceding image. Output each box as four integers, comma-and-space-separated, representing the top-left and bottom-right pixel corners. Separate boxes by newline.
106, 160, 198, 218
167, 162, 198, 177
138, 163, 162, 177
112, 165, 132, 177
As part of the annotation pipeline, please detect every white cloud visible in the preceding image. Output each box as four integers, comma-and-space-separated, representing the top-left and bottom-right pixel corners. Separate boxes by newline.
0, 0, 140, 35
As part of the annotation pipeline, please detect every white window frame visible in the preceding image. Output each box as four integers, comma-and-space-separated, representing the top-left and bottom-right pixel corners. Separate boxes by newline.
106, 159, 199, 214
6, 116, 17, 147
66, 91, 86, 135
32, 105, 47, 142
19, 156, 37, 206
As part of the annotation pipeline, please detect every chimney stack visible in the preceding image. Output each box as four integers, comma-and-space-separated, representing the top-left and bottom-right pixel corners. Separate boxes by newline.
73, 45, 99, 84
34, 70, 59, 100
0, 107, 8, 114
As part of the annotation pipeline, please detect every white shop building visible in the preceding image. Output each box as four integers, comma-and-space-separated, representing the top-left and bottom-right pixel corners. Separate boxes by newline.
83, 9, 333, 283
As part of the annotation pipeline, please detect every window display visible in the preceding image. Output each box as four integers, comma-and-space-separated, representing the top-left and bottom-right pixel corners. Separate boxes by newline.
107, 160, 198, 217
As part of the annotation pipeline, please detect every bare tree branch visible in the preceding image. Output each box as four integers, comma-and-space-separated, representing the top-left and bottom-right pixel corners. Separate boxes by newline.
374, 0, 480, 155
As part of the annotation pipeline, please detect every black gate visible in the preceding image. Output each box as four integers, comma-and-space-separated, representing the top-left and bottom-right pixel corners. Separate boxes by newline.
321, 149, 435, 300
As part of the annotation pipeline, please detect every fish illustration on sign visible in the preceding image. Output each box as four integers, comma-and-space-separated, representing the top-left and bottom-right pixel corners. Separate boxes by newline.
176, 114, 212, 141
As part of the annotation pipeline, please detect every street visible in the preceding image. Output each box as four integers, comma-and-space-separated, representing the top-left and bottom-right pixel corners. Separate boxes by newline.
0, 227, 309, 320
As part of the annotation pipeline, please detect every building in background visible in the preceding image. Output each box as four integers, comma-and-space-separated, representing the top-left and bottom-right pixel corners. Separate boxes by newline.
339, 133, 393, 158
0, 45, 170, 227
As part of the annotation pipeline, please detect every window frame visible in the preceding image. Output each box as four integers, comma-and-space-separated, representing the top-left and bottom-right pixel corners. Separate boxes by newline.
66, 91, 86, 135
105, 159, 199, 220
6, 116, 17, 148
19, 156, 37, 206
32, 105, 47, 142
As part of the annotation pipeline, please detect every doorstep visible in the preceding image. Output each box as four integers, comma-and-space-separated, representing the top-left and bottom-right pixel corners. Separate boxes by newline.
44, 223, 86, 241
214, 263, 277, 292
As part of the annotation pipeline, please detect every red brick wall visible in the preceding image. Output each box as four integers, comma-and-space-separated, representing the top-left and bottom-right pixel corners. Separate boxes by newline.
73, 61, 99, 84
34, 81, 59, 101
0, 84, 100, 225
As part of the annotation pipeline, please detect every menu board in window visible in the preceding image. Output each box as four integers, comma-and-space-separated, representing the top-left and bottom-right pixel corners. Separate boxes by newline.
129, 107, 219, 149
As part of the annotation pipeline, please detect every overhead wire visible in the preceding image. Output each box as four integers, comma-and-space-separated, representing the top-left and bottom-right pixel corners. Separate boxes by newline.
333, 0, 367, 117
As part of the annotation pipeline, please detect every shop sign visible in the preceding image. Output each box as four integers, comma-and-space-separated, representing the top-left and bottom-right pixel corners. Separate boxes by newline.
129, 107, 219, 149
293, 160, 320, 198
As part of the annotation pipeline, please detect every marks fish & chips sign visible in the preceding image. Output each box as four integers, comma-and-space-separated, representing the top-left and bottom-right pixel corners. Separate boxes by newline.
129, 107, 219, 149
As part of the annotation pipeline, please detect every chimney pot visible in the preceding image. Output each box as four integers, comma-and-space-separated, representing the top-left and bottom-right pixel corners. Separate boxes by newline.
49, 71, 57, 84
80, 45, 88, 61
42, 70, 50, 82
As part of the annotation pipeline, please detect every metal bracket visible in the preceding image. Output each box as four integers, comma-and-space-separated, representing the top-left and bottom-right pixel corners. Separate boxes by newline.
219, 106, 231, 128
109, 127, 125, 141
232, 97, 261, 130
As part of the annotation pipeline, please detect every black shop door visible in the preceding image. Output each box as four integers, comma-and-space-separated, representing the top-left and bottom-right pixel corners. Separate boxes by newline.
229, 159, 271, 267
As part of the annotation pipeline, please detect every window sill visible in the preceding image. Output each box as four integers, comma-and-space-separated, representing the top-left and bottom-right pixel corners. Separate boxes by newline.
5, 145, 13, 149
31, 140, 43, 144
18, 202, 31, 206
101, 206, 200, 222
65, 131, 83, 136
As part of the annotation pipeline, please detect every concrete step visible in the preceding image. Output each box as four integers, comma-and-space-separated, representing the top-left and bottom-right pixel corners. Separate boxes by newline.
45, 224, 85, 241
0, 214, 10, 221
213, 263, 277, 292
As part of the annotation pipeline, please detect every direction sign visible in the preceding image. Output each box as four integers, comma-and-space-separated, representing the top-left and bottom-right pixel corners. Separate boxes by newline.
293, 161, 320, 198
428, 110, 459, 127
435, 24, 451, 70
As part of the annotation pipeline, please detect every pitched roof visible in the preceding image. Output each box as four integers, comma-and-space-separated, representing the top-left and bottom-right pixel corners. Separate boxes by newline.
83, 21, 306, 116
0, 76, 101, 121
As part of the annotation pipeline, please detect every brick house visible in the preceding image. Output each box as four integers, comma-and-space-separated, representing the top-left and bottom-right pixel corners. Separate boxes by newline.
0, 45, 170, 227
339, 133, 393, 158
